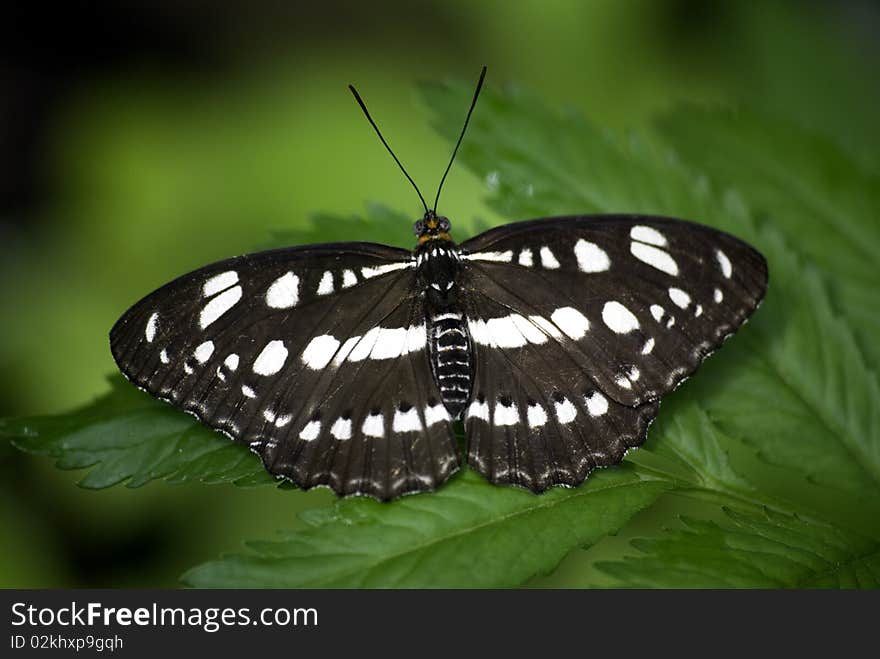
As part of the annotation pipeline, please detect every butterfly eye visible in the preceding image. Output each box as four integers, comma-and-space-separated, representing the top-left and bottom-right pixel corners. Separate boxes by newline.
439, 218, 451, 232
413, 220, 425, 236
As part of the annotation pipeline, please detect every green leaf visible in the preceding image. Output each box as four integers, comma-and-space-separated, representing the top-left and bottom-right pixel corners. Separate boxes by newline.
702, 232, 880, 517
261, 202, 416, 251
596, 507, 880, 589
183, 469, 669, 588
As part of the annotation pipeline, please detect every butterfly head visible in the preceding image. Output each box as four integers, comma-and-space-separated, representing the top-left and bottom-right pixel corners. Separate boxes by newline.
415, 211, 452, 243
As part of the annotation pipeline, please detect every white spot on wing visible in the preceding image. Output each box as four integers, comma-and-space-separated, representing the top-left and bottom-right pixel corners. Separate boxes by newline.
317, 271, 334, 295
494, 401, 519, 426
360, 262, 412, 279
650, 304, 665, 322
203, 271, 238, 297
301, 335, 340, 370
630, 242, 679, 276
714, 288, 724, 303
467, 400, 489, 422
333, 335, 362, 365
574, 239, 610, 272
194, 340, 214, 363
241, 385, 256, 398
510, 314, 548, 344
253, 340, 289, 375
425, 403, 451, 427
716, 249, 732, 278
266, 272, 299, 309
348, 327, 381, 361
299, 420, 321, 441
275, 414, 292, 428
392, 407, 422, 433
469, 317, 521, 348
159, 348, 169, 364
611, 366, 642, 389
331, 417, 352, 440
539, 246, 560, 269
466, 250, 513, 263
224, 353, 239, 371
469, 314, 549, 348
370, 327, 407, 360
145, 312, 158, 343
550, 307, 590, 340
669, 287, 691, 309
527, 403, 547, 428
342, 269, 357, 288
200, 285, 242, 329
585, 392, 608, 416
332, 325, 425, 362
641, 337, 655, 354
467, 319, 489, 346
362, 413, 385, 438
630, 225, 667, 246
554, 397, 577, 424
529, 315, 563, 339
614, 374, 632, 389
405, 324, 427, 353
518, 249, 533, 267
602, 301, 640, 334
489, 316, 529, 347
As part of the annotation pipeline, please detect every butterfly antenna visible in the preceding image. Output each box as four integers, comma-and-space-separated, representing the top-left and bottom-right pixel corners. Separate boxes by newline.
349, 84, 429, 215
433, 65, 487, 213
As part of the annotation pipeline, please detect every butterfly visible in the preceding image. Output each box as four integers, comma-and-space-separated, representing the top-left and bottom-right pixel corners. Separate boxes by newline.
110, 67, 768, 500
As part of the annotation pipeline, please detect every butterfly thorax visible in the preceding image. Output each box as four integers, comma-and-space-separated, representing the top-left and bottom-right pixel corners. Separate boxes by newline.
415, 236, 460, 298
413, 228, 472, 418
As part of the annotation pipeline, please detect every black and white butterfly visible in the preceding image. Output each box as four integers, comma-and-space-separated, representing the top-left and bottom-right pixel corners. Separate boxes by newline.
110, 68, 767, 500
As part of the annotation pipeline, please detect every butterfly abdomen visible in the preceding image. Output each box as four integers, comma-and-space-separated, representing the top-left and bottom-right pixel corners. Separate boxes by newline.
429, 309, 473, 418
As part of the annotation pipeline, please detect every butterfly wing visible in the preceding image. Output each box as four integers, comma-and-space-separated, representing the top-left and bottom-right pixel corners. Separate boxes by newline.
110, 242, 459, 500
462, 289, 660, 491
458, 215, 767, 490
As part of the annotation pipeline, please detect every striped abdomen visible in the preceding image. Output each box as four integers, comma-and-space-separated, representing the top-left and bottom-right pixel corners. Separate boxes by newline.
429, 310, 473, 419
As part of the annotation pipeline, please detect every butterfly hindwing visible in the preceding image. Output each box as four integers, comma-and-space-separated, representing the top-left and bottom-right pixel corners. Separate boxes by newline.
260, 298, 460, 499
110, 242, 459, 500
458, 215, 766, 491
463, 290, 659, 491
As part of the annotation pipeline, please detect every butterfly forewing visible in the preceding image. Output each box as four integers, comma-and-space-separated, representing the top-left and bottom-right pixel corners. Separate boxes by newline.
460, 215, 767, 407
110, 242, 459, 500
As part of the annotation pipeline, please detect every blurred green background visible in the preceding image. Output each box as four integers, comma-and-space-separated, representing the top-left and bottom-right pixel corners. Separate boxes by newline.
1, 0, 877, 587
